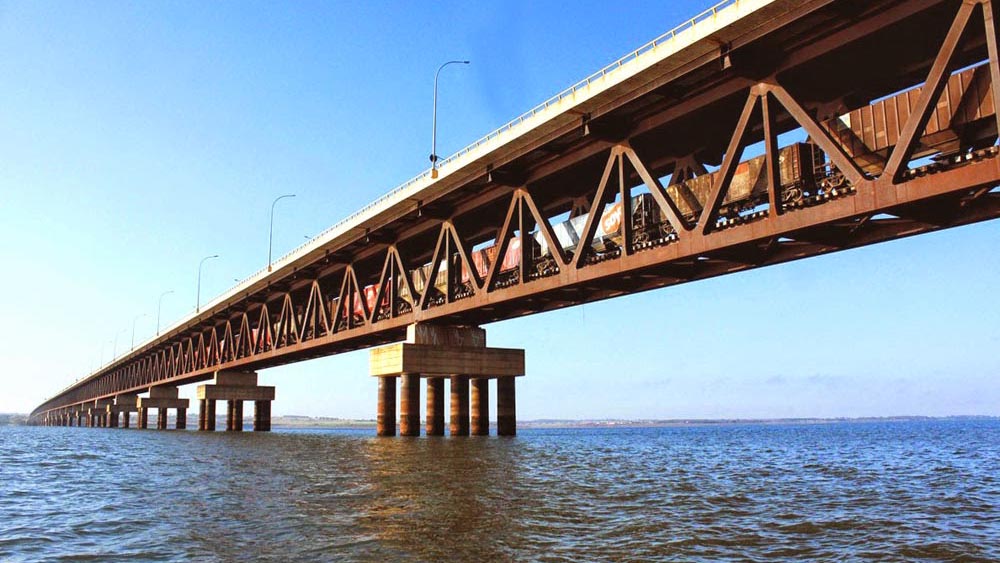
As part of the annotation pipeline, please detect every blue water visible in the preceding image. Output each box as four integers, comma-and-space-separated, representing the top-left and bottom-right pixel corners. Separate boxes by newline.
1, 420, 998, 562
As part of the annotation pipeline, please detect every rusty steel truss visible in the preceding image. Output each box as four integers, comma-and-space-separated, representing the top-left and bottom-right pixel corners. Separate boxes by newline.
32, 0, 1000, 422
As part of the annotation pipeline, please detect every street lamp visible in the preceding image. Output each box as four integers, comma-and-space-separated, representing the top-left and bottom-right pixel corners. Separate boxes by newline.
112, 328, 126, 361
157, 290, 174, 336
131, 313, 147, 350
430, 60, 470, 179
268, 194, 296, 272
196, 254, 219, 313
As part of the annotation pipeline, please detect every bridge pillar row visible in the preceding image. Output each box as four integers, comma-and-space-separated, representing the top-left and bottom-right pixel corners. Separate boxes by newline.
196, 371, 274, 432
111, 394, 138, 429
90, 399, 114, 428
137, 387, 189, 430
370, 324, 524, 438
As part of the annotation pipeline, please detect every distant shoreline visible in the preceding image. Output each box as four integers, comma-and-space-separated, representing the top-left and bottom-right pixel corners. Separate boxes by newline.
4, 413, 995, 429
265, 414, 998, 430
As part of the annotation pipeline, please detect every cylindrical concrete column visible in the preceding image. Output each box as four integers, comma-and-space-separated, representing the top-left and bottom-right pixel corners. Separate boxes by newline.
253, 400, 271, 432
497, 376, 516, 436
122, 412, 130, 429
201, 399, 216, 431
377, 377, 397, 437
471, 378, 489, 436
108, 411, 119, 428
138, 408, 149, 429
450, 375, 469, 436
400, 373, 421, 437
176, 408, 187, 430
426, 377, 445, 436
156, 409, 168, 430
227, 400, 243, 432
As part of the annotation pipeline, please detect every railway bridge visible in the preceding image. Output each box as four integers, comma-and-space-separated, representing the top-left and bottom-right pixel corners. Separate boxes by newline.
31, 0, 1000, 434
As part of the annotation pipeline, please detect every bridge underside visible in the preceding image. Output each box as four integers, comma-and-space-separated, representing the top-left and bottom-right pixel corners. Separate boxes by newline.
32, 0, 1000, 427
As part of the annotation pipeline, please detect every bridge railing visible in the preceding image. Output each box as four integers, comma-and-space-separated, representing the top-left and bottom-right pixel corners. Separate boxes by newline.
222, 0, 743, 294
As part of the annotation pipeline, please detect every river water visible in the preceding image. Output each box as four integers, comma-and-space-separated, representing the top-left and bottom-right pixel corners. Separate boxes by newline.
1, 420, 997, 562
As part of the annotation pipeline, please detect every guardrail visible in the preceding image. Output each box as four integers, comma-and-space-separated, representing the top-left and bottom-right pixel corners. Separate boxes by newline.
217, 0, 742, 302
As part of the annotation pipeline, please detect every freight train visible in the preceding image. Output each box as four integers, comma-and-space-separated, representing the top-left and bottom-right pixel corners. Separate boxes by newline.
338, 62, 998, 325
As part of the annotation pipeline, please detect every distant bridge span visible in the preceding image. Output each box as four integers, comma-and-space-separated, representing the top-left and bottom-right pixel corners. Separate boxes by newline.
32, 0, 1000, 434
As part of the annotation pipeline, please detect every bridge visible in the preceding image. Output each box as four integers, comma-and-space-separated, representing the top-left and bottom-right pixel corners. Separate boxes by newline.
31, 0, 1000, 435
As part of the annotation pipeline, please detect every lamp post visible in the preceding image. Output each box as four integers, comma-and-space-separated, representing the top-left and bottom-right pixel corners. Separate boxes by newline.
112, 328, 126, 361
430, 60, 470, 179
131, 313, 147, 350
157, 290, 174, 336
268, 194, 296, 272
196, 255, 219, 313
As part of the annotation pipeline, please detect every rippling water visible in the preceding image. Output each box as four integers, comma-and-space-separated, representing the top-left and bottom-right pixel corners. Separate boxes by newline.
1, 420, 998, 562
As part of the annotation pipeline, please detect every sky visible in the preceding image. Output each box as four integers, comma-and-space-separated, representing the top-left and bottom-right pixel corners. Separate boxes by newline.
1, 1, 997, 420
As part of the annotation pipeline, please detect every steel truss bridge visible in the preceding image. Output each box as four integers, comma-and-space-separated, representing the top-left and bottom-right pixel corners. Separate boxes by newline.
32, 0, 1000, 430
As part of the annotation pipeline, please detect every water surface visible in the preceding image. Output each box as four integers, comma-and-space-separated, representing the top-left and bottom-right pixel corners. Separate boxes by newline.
1, 420, 997, 561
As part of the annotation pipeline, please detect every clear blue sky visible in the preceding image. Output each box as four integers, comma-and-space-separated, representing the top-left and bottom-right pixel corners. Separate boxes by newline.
1, 1, 997, 419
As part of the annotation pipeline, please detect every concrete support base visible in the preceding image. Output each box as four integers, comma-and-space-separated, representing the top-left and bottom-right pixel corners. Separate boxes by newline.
112, 395, 138, 430
377, 376, 396, 437
197, 371, 273, 432
450, 376, 469, 437
426, 377, 445, 436
138, 388, 189, 430
370, 324, 523, 438
471, 378, 489, 436
138, 407, 148, 429
497, 376, 516, 436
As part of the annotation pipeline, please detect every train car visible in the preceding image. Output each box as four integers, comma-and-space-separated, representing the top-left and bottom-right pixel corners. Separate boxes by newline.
326, 67, 1000, 317
665, 143, 821, 220
825, 62, 998, 175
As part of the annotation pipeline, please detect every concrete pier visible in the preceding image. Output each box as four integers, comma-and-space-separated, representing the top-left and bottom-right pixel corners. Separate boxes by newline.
376, 376, 396, 437
137, 407, 149, 429
471, 378, 489, 436
253, 400, 271, 432
137, 387, 189, 430
370, 324, 524, 438
226, 400, 242, 431
111, 394, 138, 429
450, 376, 469, 436
90, 399, 113, 428
426, 377, 445, 436
198, 399, 216, 431
196, 370, 274, 432
497, 377, 516, 436
399, 373, 420, 437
